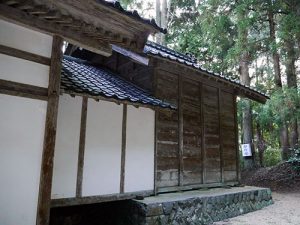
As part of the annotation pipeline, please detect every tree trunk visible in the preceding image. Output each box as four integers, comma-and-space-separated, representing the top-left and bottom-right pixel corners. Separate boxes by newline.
155, 0, 161, 44
268, 6, 282, 88
268, 1, 290, 160
238, 8, 255, 169
285, 38, 299, 150
161, 0, 167, 45
256, 122, 266, 167
280, 124, 290, 160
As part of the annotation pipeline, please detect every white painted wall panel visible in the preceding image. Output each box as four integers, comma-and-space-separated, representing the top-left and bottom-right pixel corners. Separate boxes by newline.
125, 106, 155, 192
52, 95, 82, 199
0, 54, 49, 87
0, 94, 47, 225
83, 100, 122, 196
0, 19, 52, 57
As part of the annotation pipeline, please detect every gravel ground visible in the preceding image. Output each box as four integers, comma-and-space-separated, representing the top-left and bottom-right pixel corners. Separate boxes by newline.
214, 192, 300, 225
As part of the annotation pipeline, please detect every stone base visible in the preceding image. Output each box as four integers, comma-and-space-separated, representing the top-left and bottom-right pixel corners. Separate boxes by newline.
127, 186, 273, 225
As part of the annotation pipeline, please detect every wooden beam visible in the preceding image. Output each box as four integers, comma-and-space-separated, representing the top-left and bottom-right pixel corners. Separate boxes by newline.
200, 83, 205, 184
51, 190, 154, 208
36, 36, 63, 225
178, 75, 183, 186
0, 3, 112, 56
233, 95, 241, 183
76, 97, 88, 197
218, 88, 224, 183
0, 79, 48, 100
157, 181, 239, 193
120, 104, 127, 193
153, 67, 158, 195
0, 44, 51, 65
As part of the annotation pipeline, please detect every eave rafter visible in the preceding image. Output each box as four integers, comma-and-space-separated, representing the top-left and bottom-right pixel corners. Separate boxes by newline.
0, 0, 148, 55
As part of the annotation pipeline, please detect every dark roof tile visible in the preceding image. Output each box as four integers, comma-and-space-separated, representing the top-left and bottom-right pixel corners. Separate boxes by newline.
144, 41, 269, 100
61, 56, 175, 110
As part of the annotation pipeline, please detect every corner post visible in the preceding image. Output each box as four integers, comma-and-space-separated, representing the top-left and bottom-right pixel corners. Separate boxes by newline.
36, 35, 63, 225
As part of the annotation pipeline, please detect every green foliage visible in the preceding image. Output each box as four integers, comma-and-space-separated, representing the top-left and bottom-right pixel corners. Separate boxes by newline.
257, 87, 300, 128
263, 147, 282, 167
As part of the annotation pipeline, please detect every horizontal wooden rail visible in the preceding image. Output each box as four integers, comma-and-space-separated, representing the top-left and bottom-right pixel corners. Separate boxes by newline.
0, 79, 48, 100
157, 182, 239, 194
51, 190, 154, 208
0, 44, 51, 65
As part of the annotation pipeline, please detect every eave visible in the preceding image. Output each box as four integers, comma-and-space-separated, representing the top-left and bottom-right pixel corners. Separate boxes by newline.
0, 0, 164, 55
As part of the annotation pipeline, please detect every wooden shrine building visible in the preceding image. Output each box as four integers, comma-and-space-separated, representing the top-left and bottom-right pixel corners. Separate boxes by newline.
0, 1, 268, 225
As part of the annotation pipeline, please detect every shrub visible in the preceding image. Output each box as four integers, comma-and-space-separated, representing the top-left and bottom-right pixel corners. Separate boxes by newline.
263, 147, 282, 167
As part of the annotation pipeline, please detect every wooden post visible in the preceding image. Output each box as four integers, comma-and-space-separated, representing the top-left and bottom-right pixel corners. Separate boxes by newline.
153, 67, 158, 195
200, 83, 205, 184
218, 88, 224, 183
233, 95, 241, 182
76, 97, 88, 197
178, 75, 183, 186
120, 104, 127, 193
36, 35, 63, 225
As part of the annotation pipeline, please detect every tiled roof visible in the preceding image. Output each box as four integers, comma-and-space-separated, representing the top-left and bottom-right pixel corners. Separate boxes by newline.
144, 41, 269, 101
98, 1, 167, 34
61, 56, 175, 109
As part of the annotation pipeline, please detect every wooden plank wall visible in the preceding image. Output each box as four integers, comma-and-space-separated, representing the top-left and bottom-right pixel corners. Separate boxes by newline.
155, 66, 238, 191
181, 79, 202, 185
155, 70, 179, 188
220, 92, 238, 182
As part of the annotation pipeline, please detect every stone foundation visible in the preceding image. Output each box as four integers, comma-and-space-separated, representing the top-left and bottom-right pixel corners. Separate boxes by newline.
127, 186, 273, 225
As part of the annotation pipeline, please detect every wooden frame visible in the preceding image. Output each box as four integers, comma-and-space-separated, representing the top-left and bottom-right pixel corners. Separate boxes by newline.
36, 36, 63, 225
218, 88, 224, 183
51, 190, 154, 208
0, 79, 48, 101
120, 104, 127, 193
178, 75, 183, 186
76, 97, 88, 197
0, 44, 51, 65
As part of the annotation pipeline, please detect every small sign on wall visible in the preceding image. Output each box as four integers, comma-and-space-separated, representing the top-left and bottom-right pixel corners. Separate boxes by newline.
242, 143, 252, 157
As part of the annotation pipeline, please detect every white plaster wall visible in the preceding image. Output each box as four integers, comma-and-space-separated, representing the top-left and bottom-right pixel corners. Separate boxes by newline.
0, 54, 49, 87
52, 95, 82, 199
0, 94, 47, 225
82, 100, 122, 196
125, 106, 155, 192
0, 19, 52, 57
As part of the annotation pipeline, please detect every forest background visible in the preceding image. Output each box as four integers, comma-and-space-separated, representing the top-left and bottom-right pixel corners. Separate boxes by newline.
121, 0, 300, 169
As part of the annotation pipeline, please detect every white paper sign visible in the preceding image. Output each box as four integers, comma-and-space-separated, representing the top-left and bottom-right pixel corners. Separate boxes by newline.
242, 144, 252, 157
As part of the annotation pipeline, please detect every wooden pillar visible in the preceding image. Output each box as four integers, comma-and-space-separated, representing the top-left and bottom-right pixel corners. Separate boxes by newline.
233, 95, 241, 182
200, 83, 205, 184
218, 88, 224, 183
120, 104, 127, 193
36, 35, 63, 225
76, 97, 88, 197
178, 75, 183, 186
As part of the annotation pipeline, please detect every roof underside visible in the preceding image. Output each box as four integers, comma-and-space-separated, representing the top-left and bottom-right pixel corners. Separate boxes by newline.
0, 0, 164, 54
144, 41, 269, 103
61, 56, 175, 110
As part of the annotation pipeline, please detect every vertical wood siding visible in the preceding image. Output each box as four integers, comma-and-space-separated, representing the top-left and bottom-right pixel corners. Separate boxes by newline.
155, 66, 238, 191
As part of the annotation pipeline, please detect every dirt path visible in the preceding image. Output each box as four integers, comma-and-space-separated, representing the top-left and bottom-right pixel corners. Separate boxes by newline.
214, 192, 300, 225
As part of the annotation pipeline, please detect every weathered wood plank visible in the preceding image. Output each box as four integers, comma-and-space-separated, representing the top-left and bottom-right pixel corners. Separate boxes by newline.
157, 181, 238, 193
76, 97, 88, 197
0, 44, 51, 65
0, 79, 48, 100
51, 190, 154, 208
120, 104, 127, 193
178, 75, 183, 186
36, 36, 63, 225
0, 4, 112, 56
